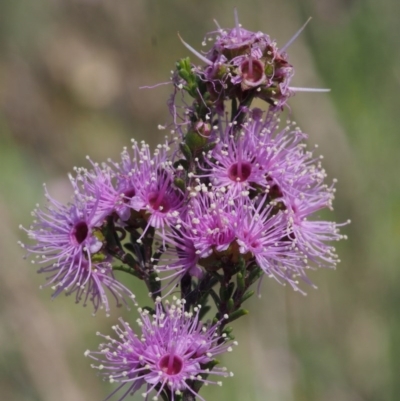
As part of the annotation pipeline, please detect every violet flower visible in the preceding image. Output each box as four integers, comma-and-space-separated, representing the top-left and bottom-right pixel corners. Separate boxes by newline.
72, 158, 135, 223
177, 11, 328, 113
159, 107, 348, 291
127, 140, 184, 239
86, 298, 235, 401
234, 195, 309, 291
285, 195, 349, 271
197, 121, 267, 199
154, 229, 203, 285
19, 185, 135, 314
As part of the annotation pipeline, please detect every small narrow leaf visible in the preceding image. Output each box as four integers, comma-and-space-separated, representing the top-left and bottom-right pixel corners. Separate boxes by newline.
179, 142, 193, 163
236, 272, 245, 291
241, 290, 255, 304
227, 308, 248, 323
227, 298, 234, 312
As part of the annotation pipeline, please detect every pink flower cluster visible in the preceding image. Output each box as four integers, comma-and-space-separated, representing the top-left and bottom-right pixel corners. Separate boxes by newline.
21, 10, 347, 401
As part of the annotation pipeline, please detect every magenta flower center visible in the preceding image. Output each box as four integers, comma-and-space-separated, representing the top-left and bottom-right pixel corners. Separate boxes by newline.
72, 221, 89, 244
266, 176, 283, 199
159, 354, 183, 375
240, 58, 265, 86
122, 187, 136, 203
250, 239, 261, 249
148, 192, 171, 213
228, 162, 252, 182
242, 231, 261, 250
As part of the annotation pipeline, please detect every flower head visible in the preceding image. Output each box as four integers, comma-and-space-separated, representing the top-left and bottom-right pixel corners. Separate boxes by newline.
21, 184, 103, 269
154, 229, 203, 287
19, 185, 135, 314
161, 108, 348, 292
175, 11, 328, 118
127, 140, 184, 239
155, 190, 240, 283
284, 195, 349, 271
72, 154, 138, 223
197, 121, 266, 199
86, 299, 234, 401
234, 195, 308, 291
176, 10, 295, 113
204, 16, 294, 109
201, 109, 336, 208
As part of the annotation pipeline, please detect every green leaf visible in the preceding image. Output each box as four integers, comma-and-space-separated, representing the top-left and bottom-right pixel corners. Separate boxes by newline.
174, 177, 186, 193
241, 290, 255, 303
123, 242, 137, 254
226, 282, 235, 299
236, 272, 245, 291
198, 305, 211, 320
185, 131, 208, 153
203, 141, 217, 153
219, 284, 227, 301
149, 271, 161, 295
247, 265, 263, 285
179, 143, 193, 163
226, 308, 248, 323
227, 298, 234, 312
112, 264, 142, 278
238, 255, 246, 272
209, 289, 220, 308
222, 326, 233, 335
173, 159, 189, 170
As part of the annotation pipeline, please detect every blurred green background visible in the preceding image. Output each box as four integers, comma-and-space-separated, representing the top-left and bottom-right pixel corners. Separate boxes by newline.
1, 0, 399, 400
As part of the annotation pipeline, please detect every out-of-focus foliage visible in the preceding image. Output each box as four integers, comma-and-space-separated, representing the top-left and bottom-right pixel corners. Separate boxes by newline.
1, 0, 398, 400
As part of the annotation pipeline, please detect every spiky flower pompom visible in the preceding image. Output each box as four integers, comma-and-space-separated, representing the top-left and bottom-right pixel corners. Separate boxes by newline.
126, 140, 184, 238
176, 12, 318, 117
19, 185, 135, 315
171, 10, 330, 125
86, 298, 235, 401
194, 109, 330, 206
73, 140, 184, 238
158, 108, 348, 292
